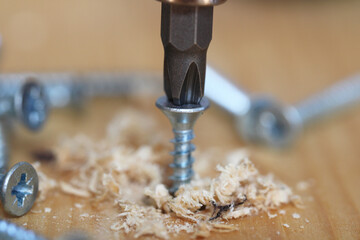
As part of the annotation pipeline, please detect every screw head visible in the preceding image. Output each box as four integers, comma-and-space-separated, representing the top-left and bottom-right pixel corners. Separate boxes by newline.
1, 162, 39, 217
236, 97, 302, 148
15, 80, 49, 131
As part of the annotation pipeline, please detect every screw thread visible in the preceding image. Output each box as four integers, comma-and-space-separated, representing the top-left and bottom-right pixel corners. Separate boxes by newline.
169, 129, 195, 193
156, 96, 209, 194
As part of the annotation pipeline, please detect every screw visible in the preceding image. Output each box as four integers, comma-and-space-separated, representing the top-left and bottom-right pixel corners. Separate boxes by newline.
0, 80, 49, 132
156, 96, 209, 194
0, 80, 47, 216
205, 66, 360, 147
0, 161, 39, 217
0, 72, 161, 109
0, 121, 39, 217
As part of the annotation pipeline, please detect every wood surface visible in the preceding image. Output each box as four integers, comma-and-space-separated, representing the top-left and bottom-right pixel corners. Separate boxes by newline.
0, 0, 360, 239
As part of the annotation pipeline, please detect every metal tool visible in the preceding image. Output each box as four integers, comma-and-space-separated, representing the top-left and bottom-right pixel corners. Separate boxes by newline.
205, 66, 360, 147
156, 0, 226, 193
158, 0, 226, 106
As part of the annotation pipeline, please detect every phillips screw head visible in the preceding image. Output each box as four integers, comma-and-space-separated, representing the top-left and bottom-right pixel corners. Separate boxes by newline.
0, 162, 39, 217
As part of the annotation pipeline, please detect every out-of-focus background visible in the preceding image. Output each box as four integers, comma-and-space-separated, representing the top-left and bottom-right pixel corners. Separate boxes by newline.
0, 0, 360, 239
1, 0, 360, 103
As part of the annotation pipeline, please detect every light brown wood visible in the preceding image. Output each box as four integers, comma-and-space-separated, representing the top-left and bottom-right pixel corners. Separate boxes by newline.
0, 0, 360, 239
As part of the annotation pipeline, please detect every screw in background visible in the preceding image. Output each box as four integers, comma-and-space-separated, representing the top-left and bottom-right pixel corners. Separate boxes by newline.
205, 67, 360, 147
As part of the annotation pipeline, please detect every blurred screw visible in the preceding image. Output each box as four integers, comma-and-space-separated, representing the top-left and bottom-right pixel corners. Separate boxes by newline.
0, 72, 161, 109
0, 80, 48, 131
0, 219, 92, 240
205, 66, 360, 147
0, 80, 47, 216
0, 219, 45, 240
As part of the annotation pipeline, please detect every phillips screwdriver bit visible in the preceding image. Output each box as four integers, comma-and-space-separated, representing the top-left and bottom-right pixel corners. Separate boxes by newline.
160, 0, 226, 106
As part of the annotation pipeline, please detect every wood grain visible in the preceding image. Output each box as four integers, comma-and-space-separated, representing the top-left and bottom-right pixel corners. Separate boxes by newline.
0, 0, 359, 239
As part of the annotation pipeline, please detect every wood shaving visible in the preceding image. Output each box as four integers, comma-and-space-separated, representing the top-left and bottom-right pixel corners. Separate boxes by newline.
75, 203, 83, 209
267, 212, 278, 219
60, 181, 91, 198
33, 162, 57, 202
34, 109, 301, 239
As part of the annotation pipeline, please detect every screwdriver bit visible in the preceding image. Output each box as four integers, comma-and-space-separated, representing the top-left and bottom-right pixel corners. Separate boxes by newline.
161, 3, 214, 105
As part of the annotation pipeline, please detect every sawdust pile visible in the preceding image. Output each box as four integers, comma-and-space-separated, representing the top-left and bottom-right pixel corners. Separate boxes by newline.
34, 109, 300, 239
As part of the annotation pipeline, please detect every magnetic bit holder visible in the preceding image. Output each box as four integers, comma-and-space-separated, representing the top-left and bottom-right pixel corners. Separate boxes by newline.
157, 0, 226, 6
158, 0, 227, 106
156, 96, 209, 194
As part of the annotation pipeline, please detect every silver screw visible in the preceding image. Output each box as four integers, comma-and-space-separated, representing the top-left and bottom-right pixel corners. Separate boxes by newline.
205, 66, 360, 147
0, 72, 161, 109
0, 161, 39, 217
0, 80, 47, 216
0, 80, 49, 132
0, 122, 39, 217
156, 96, 209, 194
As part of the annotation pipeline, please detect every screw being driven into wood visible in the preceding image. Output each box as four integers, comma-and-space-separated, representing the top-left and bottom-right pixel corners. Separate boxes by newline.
156, 96, 209, 194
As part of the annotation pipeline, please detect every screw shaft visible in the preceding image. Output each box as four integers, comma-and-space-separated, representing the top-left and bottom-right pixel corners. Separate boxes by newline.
156, 96, 209, 194
295, 74, 360, 126
170, 129, 195, 192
